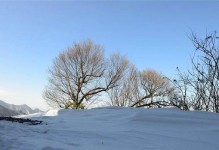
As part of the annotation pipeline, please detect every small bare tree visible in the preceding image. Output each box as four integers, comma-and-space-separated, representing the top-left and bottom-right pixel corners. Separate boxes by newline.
43, 40, 129, 109
170, 68, 190, 110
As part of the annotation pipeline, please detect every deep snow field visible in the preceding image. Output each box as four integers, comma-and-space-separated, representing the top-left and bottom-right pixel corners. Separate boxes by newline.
0, 107, 219, 150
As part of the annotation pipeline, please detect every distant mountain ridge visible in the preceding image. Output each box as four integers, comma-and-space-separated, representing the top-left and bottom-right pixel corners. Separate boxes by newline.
0, 105, 19, 117
0, 100, 42, 117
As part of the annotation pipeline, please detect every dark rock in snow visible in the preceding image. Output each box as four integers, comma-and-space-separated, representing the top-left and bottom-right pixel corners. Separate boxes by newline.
0, 117, 44, 125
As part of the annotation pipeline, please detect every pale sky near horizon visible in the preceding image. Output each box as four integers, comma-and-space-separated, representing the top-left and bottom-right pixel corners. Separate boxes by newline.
0, 1, 219, 110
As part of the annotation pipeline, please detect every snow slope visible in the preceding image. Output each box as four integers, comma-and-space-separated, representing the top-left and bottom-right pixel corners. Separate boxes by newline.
0, 107, 219, 150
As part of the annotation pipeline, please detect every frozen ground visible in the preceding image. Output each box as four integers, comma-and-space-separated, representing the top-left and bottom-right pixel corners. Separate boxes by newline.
0, 107, 219, 150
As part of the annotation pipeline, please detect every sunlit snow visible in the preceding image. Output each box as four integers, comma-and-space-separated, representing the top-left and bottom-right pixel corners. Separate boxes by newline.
0, 107, 219, 150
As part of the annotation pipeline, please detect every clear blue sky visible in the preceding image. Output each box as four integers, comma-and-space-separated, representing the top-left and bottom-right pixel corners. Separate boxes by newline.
0, 1, 218, 109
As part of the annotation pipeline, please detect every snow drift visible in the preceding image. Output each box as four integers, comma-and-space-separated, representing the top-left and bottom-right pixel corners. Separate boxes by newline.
0, 107, 219, 150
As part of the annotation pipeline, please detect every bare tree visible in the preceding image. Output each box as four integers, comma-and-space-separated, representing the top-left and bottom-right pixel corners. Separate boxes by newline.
190, 31, 219, 112
43, 40, 129, 109
174, 31, 219, 113
131, 70, 174, 108
107, 65, 139, 107
170, 68, 190, 110
108, 68, 174, 108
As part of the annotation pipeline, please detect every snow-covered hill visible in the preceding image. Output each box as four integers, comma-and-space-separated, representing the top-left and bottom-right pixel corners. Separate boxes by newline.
0, 105, 19, 117
0, 100, 42, 115
0, 107, 219, 150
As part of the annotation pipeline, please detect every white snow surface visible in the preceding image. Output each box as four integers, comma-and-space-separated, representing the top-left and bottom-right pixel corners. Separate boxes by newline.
0, 107, 219, 150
